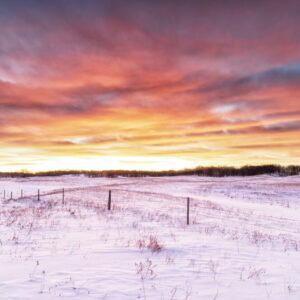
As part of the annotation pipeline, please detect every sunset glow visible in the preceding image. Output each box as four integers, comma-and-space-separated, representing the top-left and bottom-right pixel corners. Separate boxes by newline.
0, 0, 300, 171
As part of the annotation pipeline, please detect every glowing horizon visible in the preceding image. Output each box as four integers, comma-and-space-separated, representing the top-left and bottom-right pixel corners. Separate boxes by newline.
0, 0, 300, 172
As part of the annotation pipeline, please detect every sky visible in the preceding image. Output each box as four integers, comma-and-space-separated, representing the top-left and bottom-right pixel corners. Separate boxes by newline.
0, 0, 300, 172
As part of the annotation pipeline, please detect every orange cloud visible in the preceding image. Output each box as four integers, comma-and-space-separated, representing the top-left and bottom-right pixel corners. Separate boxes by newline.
0, 0, 299, 171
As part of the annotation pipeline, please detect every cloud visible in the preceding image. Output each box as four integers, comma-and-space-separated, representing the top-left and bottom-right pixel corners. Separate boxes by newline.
263, 121, 300, 131
0, 0, 300, 170
211, 99, 269, 114
259, 110, 300, 120
232, 142, 300, 149
190, 62, 300, 101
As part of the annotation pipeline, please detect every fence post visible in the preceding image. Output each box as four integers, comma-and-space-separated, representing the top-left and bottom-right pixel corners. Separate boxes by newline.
187, 197, 190, 225
108, 190, 111, 210
3, 190, 5, 199
21, 190, 23, 199
62, 188, 64, 205
38, 189, 40, 201
10, 192, 13, 200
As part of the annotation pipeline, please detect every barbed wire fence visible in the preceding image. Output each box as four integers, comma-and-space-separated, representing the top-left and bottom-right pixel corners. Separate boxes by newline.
0, 186, 194, 226
1, 184, 299, 252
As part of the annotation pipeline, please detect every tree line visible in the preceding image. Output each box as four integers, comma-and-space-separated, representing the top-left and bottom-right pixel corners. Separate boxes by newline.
0, 164, 299, 178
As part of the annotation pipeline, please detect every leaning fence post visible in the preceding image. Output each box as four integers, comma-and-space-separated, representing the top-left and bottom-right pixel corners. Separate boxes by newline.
62, 188, 64, 204
187, 197, 190, 225
108, 190, 111, 210
38, 189, 40, 201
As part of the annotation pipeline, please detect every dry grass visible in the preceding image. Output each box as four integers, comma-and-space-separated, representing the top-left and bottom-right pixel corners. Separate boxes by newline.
137, 235, 164, 253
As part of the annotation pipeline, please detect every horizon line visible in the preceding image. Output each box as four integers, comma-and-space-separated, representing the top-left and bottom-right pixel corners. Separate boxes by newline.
1, 164, 299, 174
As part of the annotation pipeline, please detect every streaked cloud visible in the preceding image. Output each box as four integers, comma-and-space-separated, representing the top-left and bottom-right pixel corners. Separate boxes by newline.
0, 0, 299, 171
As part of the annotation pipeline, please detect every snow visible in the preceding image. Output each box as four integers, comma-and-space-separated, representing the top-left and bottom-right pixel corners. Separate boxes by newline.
0, 175, 300, 299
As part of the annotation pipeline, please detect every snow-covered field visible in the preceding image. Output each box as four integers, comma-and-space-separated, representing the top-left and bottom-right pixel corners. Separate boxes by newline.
0, 175, 299, 300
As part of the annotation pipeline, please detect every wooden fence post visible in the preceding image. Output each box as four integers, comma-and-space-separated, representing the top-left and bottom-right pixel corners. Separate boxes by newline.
62, 188, 64, 204
108, 190, 111, 210
3, 190, 5, 199
10, 192, 12, 200
187, 197, 190, 225
21, 190, 23, 199
38, 189, 40, 201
